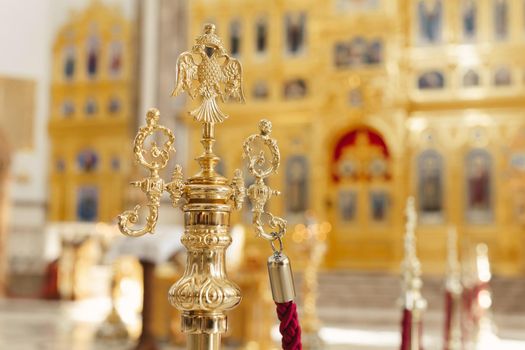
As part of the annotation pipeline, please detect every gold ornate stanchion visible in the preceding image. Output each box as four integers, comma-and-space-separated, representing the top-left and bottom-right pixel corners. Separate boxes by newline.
443, 227, 462, 350
400, 197, 426, 350
471, 244, 499, 350
301, 222, 327, 350
292, 216, 329, 350
117, 24, 299, 350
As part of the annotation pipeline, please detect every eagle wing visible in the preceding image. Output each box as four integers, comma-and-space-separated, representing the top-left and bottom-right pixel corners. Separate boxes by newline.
222, 57, 245, 103
171, 52, 198, 98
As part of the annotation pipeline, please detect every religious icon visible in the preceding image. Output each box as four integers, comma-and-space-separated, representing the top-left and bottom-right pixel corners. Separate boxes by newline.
348, 88, 363, 107
111, 157, 120, 171
86, 35, 100, 77
61, 100, 75, 118
369, 190, 389, 222
494, 67, 512, 86
338, 190, 357, 222
253, 81, 269, 99
417, 70, 445, 90
334, 38, 383, 68
108, 41, 122, 76
514, 189, 525, 225
417, 150, 444, 217
335, 0, 380, 12
334, 42, 351, 68
63, 46, 76, 80
366, 40, 383, 64
463, 69, 480, 87
284, 79, 307, 99
229, 19, 242, 56
510, 152, 525, 171
255, 18, 267, 54
286, 155, 309, 214
466, 149, 493, 222
417, 0, 442, 44
76, 186, 98, 222
284, 12, 306, 54
336, 158, 358, 180
55, 158, 66, 172
348, 37, 367, 65
84, 98, 98, 116
494, 0, 508, 40
508, 129, 525, 225
108, 97, 121, 114
368, 157, 388, 178
462, 0, 476, 40
76, 149, 99, 172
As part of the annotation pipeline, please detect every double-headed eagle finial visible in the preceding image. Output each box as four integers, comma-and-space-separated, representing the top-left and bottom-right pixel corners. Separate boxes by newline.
171, 23, 245, 124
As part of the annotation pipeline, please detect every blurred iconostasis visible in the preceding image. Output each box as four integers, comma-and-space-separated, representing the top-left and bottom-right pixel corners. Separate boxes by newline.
0, 0, 525, 332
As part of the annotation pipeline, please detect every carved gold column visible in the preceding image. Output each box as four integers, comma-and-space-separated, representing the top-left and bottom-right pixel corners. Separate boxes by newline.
117, 24, 247, 350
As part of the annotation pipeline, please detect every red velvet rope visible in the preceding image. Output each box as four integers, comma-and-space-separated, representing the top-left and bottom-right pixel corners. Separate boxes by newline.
443, 291, 454, 350
400, 308, 412, 350
276, 301, 302, 350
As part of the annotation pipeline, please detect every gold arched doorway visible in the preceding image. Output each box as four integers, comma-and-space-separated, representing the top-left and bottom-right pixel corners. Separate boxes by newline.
325, 126, 402, 270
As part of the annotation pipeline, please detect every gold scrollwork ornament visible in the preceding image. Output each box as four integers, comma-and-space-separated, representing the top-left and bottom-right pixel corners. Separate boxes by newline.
243, 119, 297, 304
117, 108, 176, 237
243, 119, 286, 241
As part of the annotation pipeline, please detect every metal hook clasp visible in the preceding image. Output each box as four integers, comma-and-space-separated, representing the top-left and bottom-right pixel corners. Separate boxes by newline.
270, 236, 284, 256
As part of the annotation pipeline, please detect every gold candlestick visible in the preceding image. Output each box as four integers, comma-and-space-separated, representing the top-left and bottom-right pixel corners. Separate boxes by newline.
116, 24, 294, 350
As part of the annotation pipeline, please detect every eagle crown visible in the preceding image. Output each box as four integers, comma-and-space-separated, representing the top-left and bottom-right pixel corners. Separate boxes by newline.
171, 23, 245, 124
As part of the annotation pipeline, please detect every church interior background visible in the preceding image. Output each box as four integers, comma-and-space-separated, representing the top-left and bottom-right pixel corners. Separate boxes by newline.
1, 0, 525, 349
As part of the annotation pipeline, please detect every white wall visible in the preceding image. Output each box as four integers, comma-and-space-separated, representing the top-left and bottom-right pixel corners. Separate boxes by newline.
0, 0, 137, 275
0, 0, 52, 204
